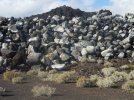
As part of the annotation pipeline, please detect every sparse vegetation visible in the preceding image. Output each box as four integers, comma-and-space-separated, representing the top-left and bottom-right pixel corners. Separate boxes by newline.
31, 85, 56, 97
42, 70, 76, 84
96, 77, 115, 88
103, 62, 113, 67
90, 74, 101, 82
54, 71, 76, 84
26, 69, 38, 76
37, 71, 48, 78
3, 70, 23, 81
76, 76, 91, 88
101, 67, 116, 76
0, 87, 6, 96
12, 77, 23, 84
127, 70, 134, 80
122, 80, 134, 93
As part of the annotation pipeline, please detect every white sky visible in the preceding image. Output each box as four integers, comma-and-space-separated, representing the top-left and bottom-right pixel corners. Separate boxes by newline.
0, 0, 133, 17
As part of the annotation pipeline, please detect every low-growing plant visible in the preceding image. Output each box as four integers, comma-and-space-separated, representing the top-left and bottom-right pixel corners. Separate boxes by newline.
76, 76, 91, 88
12, 77, 23, 84
48, 69, 58, 74
42, 70, 76, 84
3, 70, 23, 81
26, 69, 38, 76
127, 70, 134, 80
103, 62, 113, 67
31, 85, 56, 97
96, 77, 115, 88
122, 80, 134, 93
0, 87, 6, 96
113, 71, 128, 81
37, 71, 48, 78
90, 74, 101, 82
101, 67, 116, 76
55, 71, 76, 84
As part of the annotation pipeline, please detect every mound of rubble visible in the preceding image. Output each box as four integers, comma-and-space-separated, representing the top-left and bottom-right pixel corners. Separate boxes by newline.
0, 6, 134, 72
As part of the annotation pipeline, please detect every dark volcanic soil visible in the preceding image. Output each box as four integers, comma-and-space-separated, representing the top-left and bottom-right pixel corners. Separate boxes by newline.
0, 74, 134, 100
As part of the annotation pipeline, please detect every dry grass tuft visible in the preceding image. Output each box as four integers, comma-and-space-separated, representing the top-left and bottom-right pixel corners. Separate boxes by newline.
3, 70, 23, 81
12, 77, 23, 84
31, 85, 56, 97
90, 74, 101, 82
96, 77, 115, 88
76, 76, 91, 88
101, 67, 116, 76
42, 70, 76, 84
26, 69, 38, 76
37, 71, 48, 79
0, 87, 6, 96
127, 70, 134, 80
122, 80, 134, 93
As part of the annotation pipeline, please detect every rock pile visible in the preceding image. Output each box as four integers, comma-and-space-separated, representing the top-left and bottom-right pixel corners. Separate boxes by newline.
0, 6, 134, 71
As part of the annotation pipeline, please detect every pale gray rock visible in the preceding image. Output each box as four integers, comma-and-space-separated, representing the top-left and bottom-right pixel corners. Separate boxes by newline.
51, 64, 66, 70
86, 46, 95, 54
60, 53, 70, 61
101, 48, 112, 57
118, 52, 125, 58
81, 48, 88, 56
54, 26, 64, 32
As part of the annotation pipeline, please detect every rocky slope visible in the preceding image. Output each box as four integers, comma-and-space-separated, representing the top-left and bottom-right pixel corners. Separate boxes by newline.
0, 6, 134, 72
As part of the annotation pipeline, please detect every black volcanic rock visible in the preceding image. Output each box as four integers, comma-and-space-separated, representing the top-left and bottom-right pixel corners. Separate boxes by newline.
30, 5, 97, 19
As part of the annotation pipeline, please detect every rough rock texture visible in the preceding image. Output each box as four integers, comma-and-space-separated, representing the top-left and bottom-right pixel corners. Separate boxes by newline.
0, 6, 134, 71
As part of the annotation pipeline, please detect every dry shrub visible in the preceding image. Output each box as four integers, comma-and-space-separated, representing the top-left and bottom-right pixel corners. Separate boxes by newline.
42, 70, 76, 84
90, 74, 101, 82
127, 70, 134, 80
109, 71, 128, 83
0, 87, 6, 96
54, 71, 76, 84
48, 70, 58, 74
37, 71, 48, 78
76, 76, 91, 88
12, 77, 23, 84
31, 85, 56, 97
96, 77, 115, 88
101, 67, 116, 76
26, 69, 38, 76
104, 62, 113, 67
122, 80, 134, 93
3, 70, 23, 81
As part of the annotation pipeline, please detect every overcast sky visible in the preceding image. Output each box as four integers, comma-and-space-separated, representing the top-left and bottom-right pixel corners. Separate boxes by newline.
0, 0, 133, 17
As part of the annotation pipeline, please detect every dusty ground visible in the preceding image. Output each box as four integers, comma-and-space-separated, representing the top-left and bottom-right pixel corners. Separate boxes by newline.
0, 74, 134, 100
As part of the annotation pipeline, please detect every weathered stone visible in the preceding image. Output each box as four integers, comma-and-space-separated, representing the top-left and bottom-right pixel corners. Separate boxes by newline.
81, 48, 88, 56
118, 52, 125, 58
101, 48, 112, 57
51, 64, 66, 70
86, 46, 95, 54
60, 53, 70, 61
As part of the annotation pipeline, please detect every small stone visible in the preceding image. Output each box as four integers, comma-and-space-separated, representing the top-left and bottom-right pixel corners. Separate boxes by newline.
101, 48, 112, 57
27, 52, 41, 64
86, 46, 95, 54
54, 26, 64, 32
118, 52, 125, 58
51, 64, 66, 70
81, 48, 88, 56
0, 32, 3, 41
104, 26, 109, 30
60, 53, 70, 61
52, 15, 60, 21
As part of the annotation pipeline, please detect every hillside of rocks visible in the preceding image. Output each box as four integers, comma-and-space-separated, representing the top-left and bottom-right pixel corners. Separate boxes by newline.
0, 6, 134, 72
